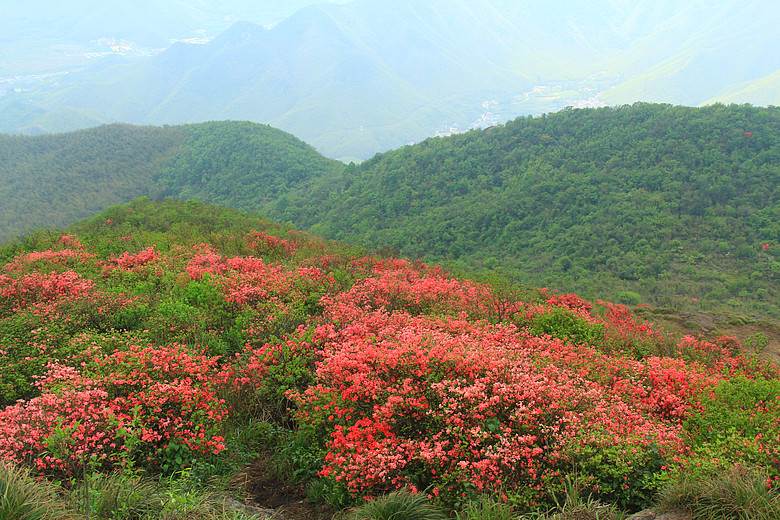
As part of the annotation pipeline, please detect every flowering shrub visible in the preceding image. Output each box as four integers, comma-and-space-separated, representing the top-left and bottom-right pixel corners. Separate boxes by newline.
246, 231, 298, 257
0, 271, 96, 315
291, 309, 687, 505
0, 344, 227, 476
0, 218, 776, 514
108, 247, 160, 270
4, 248, 94, 273
323, 259, 491, 322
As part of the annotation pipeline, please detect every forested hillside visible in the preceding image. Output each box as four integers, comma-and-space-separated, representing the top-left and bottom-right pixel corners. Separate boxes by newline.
2, 104, 779, 320
0, 121, 339, 241
275, 103, 780, 319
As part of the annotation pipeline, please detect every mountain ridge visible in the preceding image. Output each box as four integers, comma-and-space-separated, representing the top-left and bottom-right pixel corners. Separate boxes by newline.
5, 0, 778, 159
1, 103, 778, 321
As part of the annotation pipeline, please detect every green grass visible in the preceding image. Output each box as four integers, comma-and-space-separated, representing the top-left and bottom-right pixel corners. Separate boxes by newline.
659, 466, 780, 520
0, 462, 73, 520
348, 490, 448, 520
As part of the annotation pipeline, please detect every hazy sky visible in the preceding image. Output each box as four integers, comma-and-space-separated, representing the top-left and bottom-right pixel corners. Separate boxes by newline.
1, 0, 778, 158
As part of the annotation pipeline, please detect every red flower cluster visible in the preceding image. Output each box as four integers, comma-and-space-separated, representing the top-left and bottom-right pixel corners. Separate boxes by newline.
4, 249, 95, 273
186, 247, 334, 307
323, 258, 491, 322
292, 308, 687, 497
109, 247, 160, 270
0, 271, 96, 313
246, 231, 298, 257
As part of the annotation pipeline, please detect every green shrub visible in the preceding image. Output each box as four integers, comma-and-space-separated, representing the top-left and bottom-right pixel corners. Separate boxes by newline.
0, 462, 73, 520
683, 377, 779, 476
528, 308, 605, 346
561, 439, 666, 511
743, 332, 769, 354
614, 291, 642, 306
348, 490, 447, 520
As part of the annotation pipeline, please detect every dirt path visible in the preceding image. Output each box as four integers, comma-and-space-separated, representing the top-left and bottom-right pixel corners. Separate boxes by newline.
232, 456, 336, 520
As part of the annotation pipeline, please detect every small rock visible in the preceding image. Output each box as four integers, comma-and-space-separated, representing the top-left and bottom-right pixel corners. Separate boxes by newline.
627, 510, 691, 520
225, 498, 280, 519
656, 512, 692, 520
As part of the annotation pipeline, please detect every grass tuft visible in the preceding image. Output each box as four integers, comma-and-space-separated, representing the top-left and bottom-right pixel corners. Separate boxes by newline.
0, 462, 73, 520
659, 466, 780, 520
348, 489, 448, 520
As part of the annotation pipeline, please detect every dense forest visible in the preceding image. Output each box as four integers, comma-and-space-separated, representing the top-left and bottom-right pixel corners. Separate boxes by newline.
0, 199, 777, 519
1, 104, 779, 321
275, 103, 780, 319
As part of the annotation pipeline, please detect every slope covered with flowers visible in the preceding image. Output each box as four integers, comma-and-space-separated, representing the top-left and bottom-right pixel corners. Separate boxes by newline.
0, 199, 777, 514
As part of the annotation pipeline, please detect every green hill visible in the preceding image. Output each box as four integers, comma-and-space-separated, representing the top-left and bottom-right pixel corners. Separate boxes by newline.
2, 104, 779, 320
271, 103, 780, 318
1, 198, 776, 518
0, 120, 340, 241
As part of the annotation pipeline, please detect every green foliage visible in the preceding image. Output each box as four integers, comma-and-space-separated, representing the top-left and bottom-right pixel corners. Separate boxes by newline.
348, 490, 448, 520
682, 377, 779, 475
0, 462, 72, 520
562, 440, 666, 512
527, 307, 605, 347
615, 291, 642, 306
456, 496, 515, 520
659, 466, 780, 520
744, 332, 769, 353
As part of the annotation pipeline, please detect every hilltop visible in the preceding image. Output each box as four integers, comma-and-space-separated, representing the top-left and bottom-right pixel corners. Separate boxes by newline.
0, 198, 777, 519
0, 120, 340, 241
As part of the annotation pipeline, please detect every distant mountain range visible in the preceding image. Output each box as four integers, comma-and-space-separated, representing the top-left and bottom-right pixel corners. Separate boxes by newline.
2, 0, 779, 159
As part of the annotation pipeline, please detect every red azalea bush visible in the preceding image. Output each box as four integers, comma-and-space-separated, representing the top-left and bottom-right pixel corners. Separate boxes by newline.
4, 248, 95, 273
109, 246, 160, 270
246, 231, 299, 257
289, 307, 690, 506
0, 271, 96, 314
323, 258, 492, 322
0, 224, 776, 513
185, 246, 336, 340
0, 344, 227, 476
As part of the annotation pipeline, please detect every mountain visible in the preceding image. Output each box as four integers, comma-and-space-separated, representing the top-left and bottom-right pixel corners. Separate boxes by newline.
0, 121, 339, 241
709, 70, 780, 107
4, 0, 779, 159
269, 103, 780, 319
0, 1, 348, 76
2, 104, 779, 320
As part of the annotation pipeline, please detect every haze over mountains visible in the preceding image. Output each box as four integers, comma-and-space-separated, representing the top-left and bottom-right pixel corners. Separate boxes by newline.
1, 0, 779, 159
